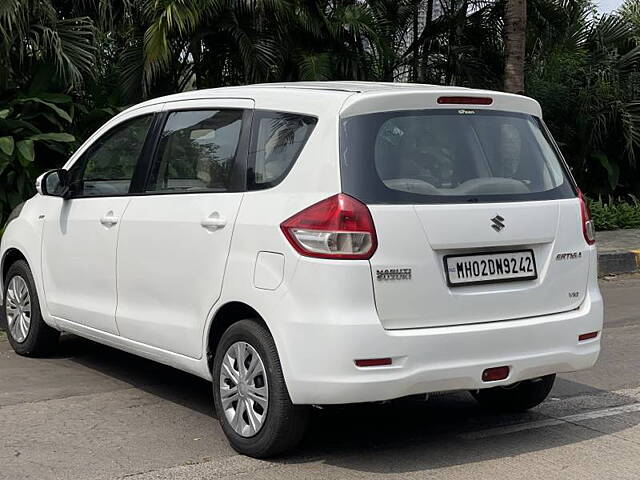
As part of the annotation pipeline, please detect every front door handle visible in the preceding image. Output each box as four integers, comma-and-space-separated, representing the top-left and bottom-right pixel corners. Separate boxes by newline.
201, 213, 227, 230
100, 212, 119, 227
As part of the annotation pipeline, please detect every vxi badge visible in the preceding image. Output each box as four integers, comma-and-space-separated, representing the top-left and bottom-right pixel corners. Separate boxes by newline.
491, 214, 505, 232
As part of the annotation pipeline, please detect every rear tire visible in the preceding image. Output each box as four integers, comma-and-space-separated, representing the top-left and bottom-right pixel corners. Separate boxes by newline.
3, 260, 59, 356
471, 374, 556, 412
212, 319, 308, 458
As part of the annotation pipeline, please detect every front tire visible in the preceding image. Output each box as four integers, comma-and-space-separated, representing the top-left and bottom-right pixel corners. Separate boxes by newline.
212, 319, 308, 458
3, 260, 59, 356
471, 374, 556, 412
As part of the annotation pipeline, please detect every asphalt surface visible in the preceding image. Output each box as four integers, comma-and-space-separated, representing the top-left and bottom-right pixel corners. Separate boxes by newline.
1, 276, 640, 480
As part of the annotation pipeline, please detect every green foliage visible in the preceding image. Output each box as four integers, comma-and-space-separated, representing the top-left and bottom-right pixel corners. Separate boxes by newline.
0, 0, 639, 228
527, 0, 640, 199
0, 92, 75, 225
526, 0, 640, 197
588, 197, 640, 230
0, 0, 96, 91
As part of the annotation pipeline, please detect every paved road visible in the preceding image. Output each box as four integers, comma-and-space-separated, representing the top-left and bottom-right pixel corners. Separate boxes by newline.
1, 276, 640, 480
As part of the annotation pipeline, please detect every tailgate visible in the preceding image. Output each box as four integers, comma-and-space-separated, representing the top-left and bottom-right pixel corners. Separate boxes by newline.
369, 199, 589, 329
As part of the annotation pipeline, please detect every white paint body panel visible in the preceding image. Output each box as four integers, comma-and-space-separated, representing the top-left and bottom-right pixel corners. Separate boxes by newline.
0, 196, 51, 326
41, 196, 130, 335
115, 191, 244, 358
0, 82, 603, 405
114, 98, 253, 359
369, 199, 590, 329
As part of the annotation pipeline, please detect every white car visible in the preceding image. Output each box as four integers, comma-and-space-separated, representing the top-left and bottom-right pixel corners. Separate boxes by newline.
0, 81, 603, 457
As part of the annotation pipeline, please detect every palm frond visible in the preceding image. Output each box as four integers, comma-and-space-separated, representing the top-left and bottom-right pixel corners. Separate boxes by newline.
297, 52, 332, 80
619, 101, 640, 167
119, 36, 145, 100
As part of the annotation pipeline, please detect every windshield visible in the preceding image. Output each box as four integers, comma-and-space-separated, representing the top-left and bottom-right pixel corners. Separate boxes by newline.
340, 109, 576, 204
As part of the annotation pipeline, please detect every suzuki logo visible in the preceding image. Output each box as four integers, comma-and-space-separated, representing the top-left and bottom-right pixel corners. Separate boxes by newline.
491, 214, 505, 232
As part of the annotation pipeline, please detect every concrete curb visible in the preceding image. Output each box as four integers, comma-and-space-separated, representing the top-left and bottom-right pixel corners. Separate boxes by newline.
598, 250, 640, 276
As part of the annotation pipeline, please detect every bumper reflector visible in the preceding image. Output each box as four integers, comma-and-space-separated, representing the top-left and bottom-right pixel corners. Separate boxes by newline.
482, 366, 510, 382
355, 358, 392, 367
579, 331, 599, 342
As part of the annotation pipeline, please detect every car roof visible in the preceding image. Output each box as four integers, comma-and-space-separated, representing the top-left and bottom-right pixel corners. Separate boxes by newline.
247, 81, 468, 93
122, 81, 542, 119
130, 81, 468, 104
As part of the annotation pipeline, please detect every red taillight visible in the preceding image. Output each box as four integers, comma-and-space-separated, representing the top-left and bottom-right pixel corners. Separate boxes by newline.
578, 190, 596, 245
280, 194, 378, 260
437, 96, 493, 105
355, 358, 392, 367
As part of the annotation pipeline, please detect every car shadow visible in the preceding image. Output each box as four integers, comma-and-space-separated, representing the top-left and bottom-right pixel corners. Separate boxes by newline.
58, 334, 215, 417
61, 334, 640, 474
288, 384, 640, 473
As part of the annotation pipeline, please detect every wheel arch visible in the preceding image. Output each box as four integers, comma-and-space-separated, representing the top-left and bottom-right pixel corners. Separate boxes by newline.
1, 241, 57, 331
1, 248, 28, 283
206, 301, 272, 374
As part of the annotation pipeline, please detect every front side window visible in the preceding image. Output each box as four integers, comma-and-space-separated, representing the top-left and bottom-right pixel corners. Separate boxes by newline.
248, 111, 317, 190
69, 114, 153, 197
146, 109, 243, 193
341, 109, 575, 204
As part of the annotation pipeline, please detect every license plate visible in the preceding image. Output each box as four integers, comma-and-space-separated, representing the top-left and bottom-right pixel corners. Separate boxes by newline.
444, 250, 537, 287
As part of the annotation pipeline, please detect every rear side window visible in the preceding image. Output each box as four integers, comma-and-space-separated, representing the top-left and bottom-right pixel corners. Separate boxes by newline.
247, 111, 317, 190
147, 109, 243, 193
340, 109, 575, 204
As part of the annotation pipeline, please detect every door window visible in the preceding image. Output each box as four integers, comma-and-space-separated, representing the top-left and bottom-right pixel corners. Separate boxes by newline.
69, 114, 153, 197
146, 109, 244, 193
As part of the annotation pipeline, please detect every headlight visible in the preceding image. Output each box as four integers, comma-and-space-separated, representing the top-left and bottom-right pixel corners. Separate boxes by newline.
4, 202, 25, 229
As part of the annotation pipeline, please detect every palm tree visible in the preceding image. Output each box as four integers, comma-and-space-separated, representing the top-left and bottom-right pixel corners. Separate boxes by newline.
527, 0, 640, 195
132, 0, 398, 92
503, 0, 527, 93
0, 0, 96, 92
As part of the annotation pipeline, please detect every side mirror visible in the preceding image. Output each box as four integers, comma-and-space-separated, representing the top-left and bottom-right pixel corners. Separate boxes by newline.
37, 169, 70, 198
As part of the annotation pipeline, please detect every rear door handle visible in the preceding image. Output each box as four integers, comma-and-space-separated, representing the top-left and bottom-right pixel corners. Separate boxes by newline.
100, 212, 119, 227
201, 213, 226, 230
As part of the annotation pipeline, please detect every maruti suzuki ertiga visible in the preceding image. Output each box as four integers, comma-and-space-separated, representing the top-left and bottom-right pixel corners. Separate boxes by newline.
0, 82, 602, 457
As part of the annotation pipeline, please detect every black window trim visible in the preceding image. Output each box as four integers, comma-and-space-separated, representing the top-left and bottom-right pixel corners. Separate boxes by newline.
66, 112, 160, 200
63, 106, 321, 199
246, 109, 318, 191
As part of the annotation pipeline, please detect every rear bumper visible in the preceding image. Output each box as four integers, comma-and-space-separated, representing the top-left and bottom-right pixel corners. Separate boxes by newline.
281, 288, 603, 405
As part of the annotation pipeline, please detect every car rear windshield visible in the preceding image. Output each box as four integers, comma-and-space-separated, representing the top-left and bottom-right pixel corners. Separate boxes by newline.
340, 109, 576, 204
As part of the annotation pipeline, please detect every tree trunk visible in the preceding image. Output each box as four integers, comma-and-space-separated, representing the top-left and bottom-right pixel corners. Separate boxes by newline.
412, 1, 419, 81
446, 0, 467, 85
419, 0, 434, 82
503, 0, 527, 94
445, 0, 456, 85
